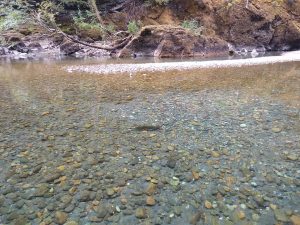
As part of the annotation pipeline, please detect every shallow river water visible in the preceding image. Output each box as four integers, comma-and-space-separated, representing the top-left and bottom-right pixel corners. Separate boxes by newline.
0, 58, 299, 225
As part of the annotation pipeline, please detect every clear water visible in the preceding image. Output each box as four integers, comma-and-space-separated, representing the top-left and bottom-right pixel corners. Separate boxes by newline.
0, 59, 299, 225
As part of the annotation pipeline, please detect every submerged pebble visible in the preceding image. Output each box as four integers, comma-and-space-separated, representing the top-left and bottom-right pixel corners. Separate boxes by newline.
0, 59, 299, 225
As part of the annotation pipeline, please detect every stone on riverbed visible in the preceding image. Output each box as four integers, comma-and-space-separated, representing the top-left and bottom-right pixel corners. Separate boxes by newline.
135, 208, 147, 219
95, 205, 108, 218
167, 156, 177, 168
274, 209, 290, 222
286, 154, 298, 161
55, 211, 68, 225
146, 196, 156, 206
106, 188, 115, 197
64, 221, 79, 225
42, 172, 62, 183
145, 183, 157, 195
34, 183, 50, 197
291, 215, 300, 225
79, 190, 94, 202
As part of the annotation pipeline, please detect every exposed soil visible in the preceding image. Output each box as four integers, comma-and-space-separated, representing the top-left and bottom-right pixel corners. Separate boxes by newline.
1, 0, 299, 59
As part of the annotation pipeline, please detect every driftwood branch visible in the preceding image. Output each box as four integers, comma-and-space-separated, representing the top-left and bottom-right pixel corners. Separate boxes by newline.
35, 12, 132, 51
59, 31, 132, 51
113, 30, 130, 37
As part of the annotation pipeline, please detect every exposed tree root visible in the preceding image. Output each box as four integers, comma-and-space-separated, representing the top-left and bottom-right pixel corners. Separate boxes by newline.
35, 12, 132, 51
58, 30, 132, 51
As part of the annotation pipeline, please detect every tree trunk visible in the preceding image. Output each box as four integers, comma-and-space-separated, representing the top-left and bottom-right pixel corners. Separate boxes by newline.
88, 0, 104, 24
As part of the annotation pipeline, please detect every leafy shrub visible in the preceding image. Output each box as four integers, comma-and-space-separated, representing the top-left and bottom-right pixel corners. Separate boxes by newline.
60, 0, 88, 7
72, 9, 106, 39
0, 0, 30, 32
144, 0, 170, 6
127, 20, 140, 34
37, 0, 63, 25
105, 23, 116, 34
153, 0, 170, 5
0, 9, 27, 31
73, 9, 102, 31
181, 19, 203, 36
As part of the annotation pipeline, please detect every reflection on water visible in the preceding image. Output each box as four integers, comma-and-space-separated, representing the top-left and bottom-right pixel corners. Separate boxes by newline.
1, 59, 299, 107
0, 59, 299, 225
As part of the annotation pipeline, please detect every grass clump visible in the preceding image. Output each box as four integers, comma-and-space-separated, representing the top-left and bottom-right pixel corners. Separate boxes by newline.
72, 9, 105, 39
153, 0, 170, 5
144, 0, 170, 6
0, 8, 28, 31
181, 19, 203, 36
127, 20, 140, 34
73, 10, 102, 31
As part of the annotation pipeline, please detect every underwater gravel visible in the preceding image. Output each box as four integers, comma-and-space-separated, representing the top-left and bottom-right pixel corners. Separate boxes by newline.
0, 59, 299, 225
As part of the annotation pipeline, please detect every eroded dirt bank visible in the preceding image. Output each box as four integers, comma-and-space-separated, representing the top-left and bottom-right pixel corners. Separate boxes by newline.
1, 0, 299, 59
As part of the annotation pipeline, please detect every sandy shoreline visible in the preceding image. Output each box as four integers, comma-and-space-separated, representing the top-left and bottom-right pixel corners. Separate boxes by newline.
65, 51, 300, 74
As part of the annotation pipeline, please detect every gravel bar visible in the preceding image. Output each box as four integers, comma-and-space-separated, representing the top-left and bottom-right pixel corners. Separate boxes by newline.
65, 51, 300, 74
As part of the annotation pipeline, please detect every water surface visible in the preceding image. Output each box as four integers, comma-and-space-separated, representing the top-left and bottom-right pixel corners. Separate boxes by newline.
0, 59, 299, 225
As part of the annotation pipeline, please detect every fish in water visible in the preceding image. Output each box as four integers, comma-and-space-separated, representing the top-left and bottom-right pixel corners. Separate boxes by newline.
134, 125, 161, 131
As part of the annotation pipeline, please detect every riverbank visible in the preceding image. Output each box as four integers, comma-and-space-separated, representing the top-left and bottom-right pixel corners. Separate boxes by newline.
1, 0, 299, 61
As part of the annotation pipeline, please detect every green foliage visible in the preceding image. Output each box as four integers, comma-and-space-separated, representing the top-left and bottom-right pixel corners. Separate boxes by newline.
127, 20, 140, 34
106, 23, 116, 34
0, 10, 27, 31
59, 0, 88, 7
1, 0, 31, 9
153, 0, 170, 5
181, 19, 203, 36
73, 9, 102, 31
37, 0, 63, 25
145, 0, 170, 5
0, 0, 30, 31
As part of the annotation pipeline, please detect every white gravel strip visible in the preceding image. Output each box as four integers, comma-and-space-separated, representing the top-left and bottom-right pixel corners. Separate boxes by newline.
65, 51, 300, 74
